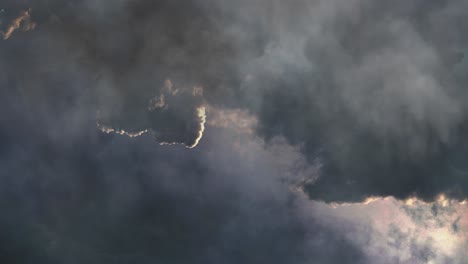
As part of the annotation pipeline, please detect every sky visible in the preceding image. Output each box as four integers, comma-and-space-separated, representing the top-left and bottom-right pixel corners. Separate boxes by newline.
1, 0, 468, 263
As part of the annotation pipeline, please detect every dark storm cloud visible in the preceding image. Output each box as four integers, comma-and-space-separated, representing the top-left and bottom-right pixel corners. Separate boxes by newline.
2, 0, 468, 262
0, 2, 368, 261
0, 94, 365, 263
11, 0, 466, 203
0, 0, 261, 147
234, 0, 468, 202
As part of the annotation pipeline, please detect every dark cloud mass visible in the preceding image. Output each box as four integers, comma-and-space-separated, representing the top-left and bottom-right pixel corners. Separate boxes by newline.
0, 91, 365, 263
2, 0, 468, 263
20, 0, 468, 203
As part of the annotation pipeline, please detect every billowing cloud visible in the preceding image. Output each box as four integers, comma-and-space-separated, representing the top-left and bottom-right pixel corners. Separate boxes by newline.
2, 0, 468, 201
2, 0, 468, 262
308, 195, 468, 263
0, 88, 365, 263
235, 0, 468, 202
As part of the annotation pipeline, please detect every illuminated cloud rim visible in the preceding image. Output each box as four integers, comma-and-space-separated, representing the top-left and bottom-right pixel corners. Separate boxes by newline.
0, 8, 36, 40
97, 80, 206, 149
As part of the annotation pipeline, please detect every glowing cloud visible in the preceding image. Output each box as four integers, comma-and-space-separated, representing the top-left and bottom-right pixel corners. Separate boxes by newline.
1, 8, 36, 40
186, 106, 206, 148
97, 80, 206, 148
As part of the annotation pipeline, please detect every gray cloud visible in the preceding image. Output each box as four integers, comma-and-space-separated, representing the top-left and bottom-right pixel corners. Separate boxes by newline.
0, 91, 366, 263
2, 0, 468, 263
234, 0, 468, 202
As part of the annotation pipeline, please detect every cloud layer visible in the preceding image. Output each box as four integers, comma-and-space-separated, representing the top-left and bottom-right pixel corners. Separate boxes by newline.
2, 0, 468, 263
